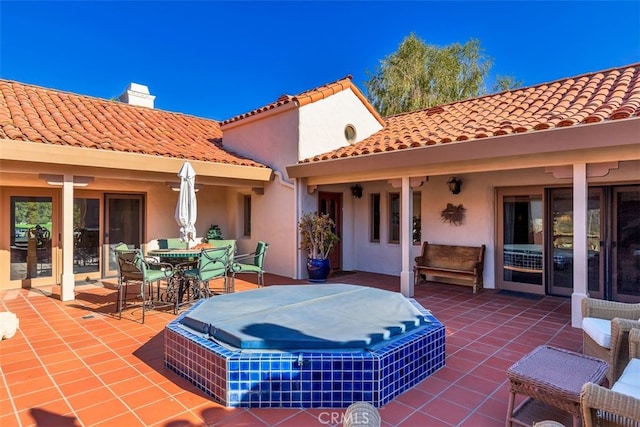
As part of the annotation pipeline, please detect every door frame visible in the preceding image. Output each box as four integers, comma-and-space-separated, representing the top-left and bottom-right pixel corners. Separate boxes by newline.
5, 188, 60, 288
103, 193, 145, 277
318, 191, 342, 271
496, 186, 546, 295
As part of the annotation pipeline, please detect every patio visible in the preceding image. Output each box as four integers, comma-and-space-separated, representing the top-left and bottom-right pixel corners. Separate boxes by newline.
0, 272, 581, 427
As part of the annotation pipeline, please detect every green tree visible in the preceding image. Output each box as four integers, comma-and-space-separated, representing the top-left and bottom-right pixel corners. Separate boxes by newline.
365, 33, 494, 116
493, 75, 523, 92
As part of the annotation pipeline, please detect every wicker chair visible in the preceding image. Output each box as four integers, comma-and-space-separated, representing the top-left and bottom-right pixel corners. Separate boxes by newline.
581, 297, 640, 383
580, 329, 640, 427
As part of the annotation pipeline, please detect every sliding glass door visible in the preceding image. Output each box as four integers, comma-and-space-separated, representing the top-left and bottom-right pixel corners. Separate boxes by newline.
497, 188, 545, 294
9, 193, 57, 287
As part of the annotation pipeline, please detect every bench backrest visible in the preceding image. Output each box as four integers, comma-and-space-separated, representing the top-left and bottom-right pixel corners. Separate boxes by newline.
419, 242, 485, 271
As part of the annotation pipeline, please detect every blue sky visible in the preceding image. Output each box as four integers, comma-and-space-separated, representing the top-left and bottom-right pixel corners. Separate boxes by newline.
1, 1, 639, 121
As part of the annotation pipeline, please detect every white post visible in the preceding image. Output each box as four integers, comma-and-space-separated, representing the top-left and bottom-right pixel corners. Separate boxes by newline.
60, 175, 75, 301
400, 177, 414, 297
572, 163, 588, 328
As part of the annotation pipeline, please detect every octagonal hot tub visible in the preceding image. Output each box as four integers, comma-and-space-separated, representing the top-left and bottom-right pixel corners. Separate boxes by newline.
164, 284, 445, 408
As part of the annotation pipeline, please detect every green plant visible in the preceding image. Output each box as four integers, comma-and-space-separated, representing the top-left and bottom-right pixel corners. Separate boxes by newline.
298, 212, 339, 259
203, 224, 222, 242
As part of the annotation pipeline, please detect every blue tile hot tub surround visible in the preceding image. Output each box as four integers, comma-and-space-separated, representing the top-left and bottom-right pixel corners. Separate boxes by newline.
164, 287, 445, 408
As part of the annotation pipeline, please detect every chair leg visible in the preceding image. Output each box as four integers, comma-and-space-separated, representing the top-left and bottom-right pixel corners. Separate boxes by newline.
117, 282, 124, 319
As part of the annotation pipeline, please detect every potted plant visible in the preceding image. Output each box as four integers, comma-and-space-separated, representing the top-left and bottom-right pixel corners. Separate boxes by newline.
298, 212, 339, 282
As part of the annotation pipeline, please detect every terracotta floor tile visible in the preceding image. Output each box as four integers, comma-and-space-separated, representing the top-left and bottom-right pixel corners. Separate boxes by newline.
377, 400, 415, 426
132, 398, 192, 425
397, 409, 449, 427
65, 386, 117, 411
57, 376, 106, 397
1, 275, 581, 427
17, 401, 78, 427
438, 384, 487, 410
420, 399, 473, 425
74, 397, 132, 426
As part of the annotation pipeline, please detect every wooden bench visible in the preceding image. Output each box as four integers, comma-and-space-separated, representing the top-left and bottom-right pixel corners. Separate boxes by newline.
414, 241, 485, 293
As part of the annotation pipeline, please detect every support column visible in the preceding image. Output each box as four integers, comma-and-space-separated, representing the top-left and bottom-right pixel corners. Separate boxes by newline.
60, 175, 75, 301
400, 177, 414, 297
572, 163, 588, 327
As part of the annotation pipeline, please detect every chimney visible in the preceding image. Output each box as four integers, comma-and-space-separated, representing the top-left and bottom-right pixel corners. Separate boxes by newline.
119, 83, 155, 108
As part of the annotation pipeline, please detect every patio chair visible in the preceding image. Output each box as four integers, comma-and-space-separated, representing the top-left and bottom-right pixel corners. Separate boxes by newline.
581, 297, 640, 383
182, 245, 233, 297
231, 241, 269, 289
580, 328, 640, 427
116, 249, 173, 323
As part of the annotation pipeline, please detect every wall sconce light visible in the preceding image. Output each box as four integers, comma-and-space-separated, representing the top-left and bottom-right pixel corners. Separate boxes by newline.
350, 184, 363, 199
447, 177, 462, 195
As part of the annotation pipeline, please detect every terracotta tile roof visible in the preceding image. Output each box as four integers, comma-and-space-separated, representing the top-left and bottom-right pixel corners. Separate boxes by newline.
221, 75, 385, 126
303, 63, 640, 162
0, 80, 267, 167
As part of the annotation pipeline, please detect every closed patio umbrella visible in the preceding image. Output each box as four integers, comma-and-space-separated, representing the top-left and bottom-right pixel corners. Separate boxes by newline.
175, 161, 197, 249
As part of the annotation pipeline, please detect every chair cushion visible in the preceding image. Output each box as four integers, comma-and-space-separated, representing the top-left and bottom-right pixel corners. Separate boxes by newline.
146, 269, 170, 282
235, 263, 261, 273
612, 358, 640, 398
582, 317, 611, 349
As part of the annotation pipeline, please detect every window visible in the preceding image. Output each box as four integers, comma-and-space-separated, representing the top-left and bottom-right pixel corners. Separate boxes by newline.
243, 195, 251, 236
413, 191, 421, 244
389, 193, 400, 243
344, 124, 357, 144
385, 192, 420, 244
370, 193, 380, 242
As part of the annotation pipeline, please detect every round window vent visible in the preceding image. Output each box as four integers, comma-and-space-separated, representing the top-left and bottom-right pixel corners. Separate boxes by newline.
344, 124, 357, 144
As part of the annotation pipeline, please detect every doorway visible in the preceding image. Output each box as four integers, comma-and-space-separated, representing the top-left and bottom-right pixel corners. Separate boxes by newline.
318, 192, 342, 271
9, 193, 56, 287
498, 186, 640, 302
103, 194, 144, 277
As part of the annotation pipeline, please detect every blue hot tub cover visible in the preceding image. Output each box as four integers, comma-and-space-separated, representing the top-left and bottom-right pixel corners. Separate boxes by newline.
179, 283, 429, 350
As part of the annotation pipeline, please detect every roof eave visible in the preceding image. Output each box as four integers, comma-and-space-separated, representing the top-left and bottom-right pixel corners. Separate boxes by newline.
285, 118, 640, 183
0, 139, 273, 182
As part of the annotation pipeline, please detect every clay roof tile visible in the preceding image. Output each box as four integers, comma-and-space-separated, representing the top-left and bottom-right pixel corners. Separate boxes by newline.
0, 79, 266, 167
304, 63, 640, 162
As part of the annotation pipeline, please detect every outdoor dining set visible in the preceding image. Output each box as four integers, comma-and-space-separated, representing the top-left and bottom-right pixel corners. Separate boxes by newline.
114, 239, 269, 323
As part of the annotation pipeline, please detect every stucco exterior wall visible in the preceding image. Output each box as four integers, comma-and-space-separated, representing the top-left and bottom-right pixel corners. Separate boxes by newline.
340, 159, 639, 288
298, 90, 383, 161
222, 108, 300, 177
224, 177, 295, 278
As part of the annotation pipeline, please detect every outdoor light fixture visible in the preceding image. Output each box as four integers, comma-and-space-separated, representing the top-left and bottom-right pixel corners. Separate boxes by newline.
350, 184, 363, 199
447, 177, 462, 195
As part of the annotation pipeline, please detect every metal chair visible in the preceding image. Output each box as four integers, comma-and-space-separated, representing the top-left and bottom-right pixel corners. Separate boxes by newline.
231, 241, 269, 288
116, 249, 173, 323
182, 245, 232, 299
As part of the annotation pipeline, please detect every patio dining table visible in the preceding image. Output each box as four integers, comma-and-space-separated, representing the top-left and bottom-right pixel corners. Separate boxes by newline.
148, 248, 206, 313
148, 248, 202, 265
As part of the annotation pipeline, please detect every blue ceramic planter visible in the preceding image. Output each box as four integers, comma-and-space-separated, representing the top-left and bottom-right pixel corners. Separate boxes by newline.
307, 258, 331, 282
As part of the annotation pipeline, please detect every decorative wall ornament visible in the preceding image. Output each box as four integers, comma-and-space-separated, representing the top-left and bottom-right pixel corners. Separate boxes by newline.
441, 203, 466, 226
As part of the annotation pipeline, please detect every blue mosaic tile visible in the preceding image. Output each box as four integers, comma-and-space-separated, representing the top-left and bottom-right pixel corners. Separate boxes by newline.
165, 296, 445, 408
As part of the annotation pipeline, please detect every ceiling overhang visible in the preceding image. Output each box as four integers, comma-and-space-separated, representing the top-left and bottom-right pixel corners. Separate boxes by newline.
285, 118, 640, 185
0, 139, 273, 186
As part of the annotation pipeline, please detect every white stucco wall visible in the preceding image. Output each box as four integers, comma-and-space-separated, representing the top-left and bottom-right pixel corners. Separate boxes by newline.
344, 160, 640, 288
144, 182, 231, 246
222, 109, 300, 176
298, 90, 383, 161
